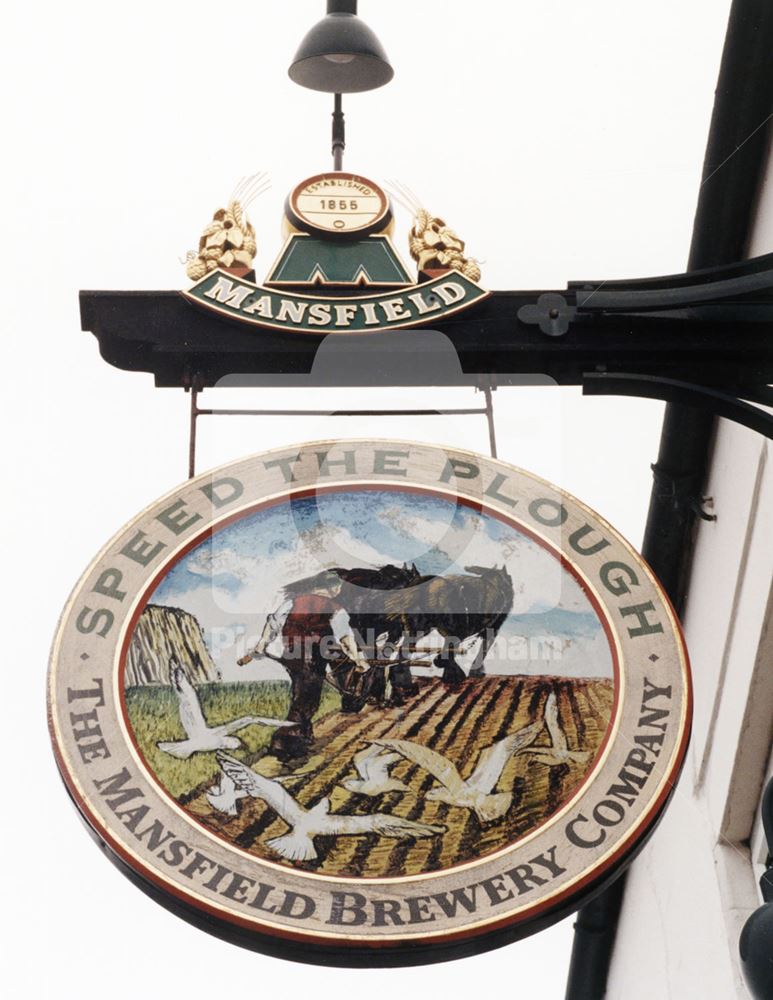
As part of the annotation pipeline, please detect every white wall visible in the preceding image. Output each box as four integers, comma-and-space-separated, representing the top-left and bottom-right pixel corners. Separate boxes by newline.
607, 136, 773, 1000
607, 429, 773, 1000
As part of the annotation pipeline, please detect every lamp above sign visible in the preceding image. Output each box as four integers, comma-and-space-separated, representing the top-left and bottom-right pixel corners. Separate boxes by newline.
182, 172, 489, 334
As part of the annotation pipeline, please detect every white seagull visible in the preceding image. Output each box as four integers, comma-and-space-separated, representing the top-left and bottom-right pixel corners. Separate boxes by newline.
157, 663, 291, 760
372, 719, 544, 824
341, 745, 410, 797
206, 767, 304, 816
216, 752, 445, 862
205, 771, 249, 816
525, 692, 591, 766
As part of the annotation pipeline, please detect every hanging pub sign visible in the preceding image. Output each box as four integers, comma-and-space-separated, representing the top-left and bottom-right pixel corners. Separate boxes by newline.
182, 171, 489, 333
48, 440, 691, 963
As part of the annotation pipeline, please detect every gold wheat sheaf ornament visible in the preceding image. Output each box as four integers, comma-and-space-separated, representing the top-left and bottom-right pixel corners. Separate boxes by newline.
408, 208, 482, 282
388, 179, 482, 283
184, 173, 270, 281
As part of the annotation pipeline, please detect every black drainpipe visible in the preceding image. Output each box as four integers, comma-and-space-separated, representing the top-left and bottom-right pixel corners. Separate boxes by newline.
564, 2, 773, 998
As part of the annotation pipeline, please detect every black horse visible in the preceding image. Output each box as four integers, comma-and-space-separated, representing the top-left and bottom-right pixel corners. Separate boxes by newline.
334, 563, 513, 692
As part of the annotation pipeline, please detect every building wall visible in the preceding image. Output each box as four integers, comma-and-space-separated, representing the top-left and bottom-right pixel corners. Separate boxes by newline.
606, 157, 773, 999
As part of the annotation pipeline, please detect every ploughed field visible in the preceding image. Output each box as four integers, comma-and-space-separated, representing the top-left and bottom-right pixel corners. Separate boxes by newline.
127, 675, 614, 877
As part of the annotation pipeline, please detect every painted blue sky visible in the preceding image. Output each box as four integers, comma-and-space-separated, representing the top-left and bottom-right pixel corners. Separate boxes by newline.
150, 489, 612, 679
155, 490, 511, 597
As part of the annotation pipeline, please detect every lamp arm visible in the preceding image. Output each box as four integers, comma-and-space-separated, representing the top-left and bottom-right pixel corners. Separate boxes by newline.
332, 93, 345, 171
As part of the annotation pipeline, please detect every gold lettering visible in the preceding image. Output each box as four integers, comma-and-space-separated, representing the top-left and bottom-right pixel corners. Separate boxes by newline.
204, 277, 251, 309
308, 302, 332, 326
276, 299, 308, 324
334, 303, 358, 327
408, 291, 442, 316
361, 302, 381, 326
243, 295, 274, 318
380, 298, 410, 322
434, 282, 467, 307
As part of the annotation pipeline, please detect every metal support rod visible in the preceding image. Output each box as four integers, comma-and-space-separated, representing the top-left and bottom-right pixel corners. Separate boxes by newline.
184, 391, 496, 477
482, 384, 498, 458
188, 384, 199, 480
194, 407, 489, 418
328, 0, 357, 13
332, 93, 345, 171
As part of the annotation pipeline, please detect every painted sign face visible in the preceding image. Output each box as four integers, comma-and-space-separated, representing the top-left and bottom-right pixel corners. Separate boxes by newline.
48, 441, 690, 962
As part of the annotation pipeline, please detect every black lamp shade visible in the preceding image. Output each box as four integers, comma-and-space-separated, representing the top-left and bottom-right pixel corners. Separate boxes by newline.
288, 12, 394, 93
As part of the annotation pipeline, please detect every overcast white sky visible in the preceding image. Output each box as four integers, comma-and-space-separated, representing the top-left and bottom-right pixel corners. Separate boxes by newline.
2, 1, 733, 997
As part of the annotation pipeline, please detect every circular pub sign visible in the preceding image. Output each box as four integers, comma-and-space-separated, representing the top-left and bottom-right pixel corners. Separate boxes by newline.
48, 441, 691, 964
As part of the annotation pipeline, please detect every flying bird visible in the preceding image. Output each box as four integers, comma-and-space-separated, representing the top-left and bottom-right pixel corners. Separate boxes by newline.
216, 752, 445, 861
524, 692, 591, 766
341, 745, 410, 797
157, 662, 291, 760
206, 766, 307, 816
206, 771, 249, 816
372, 719, 544, 824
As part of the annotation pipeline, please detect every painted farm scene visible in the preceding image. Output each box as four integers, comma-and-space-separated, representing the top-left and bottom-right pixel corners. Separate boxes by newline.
123, 488, 615, 877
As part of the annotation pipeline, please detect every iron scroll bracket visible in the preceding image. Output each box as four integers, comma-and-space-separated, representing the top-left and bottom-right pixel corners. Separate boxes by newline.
517, 250, 773, 337
582, 372, 773, 443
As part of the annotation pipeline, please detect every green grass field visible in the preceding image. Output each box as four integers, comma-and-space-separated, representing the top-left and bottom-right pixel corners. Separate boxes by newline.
125, 681, 341, 799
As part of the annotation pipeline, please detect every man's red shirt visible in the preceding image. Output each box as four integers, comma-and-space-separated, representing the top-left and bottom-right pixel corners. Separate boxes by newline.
282, 593, 344, 643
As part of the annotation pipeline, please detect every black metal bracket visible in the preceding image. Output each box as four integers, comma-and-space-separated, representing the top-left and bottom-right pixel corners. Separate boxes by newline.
740, 777, 773, 999
583, 372, 773, 442
582, 371, 773, 525
519, 252, 773, 336
79, 248, 773, 391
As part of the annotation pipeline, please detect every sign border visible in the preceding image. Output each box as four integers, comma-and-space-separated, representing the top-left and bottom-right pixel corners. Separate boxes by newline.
48, 439, 692, 962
